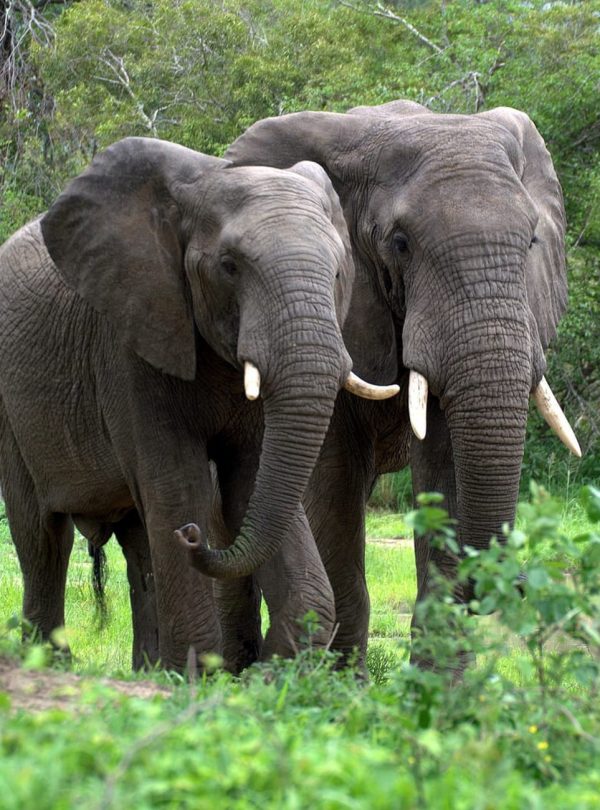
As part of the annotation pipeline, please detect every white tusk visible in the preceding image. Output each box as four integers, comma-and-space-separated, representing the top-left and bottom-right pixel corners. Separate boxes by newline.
244, 361, 261, 401
408, 370, 428, 440
343, 371, 399, 401
532, 376, 582, 458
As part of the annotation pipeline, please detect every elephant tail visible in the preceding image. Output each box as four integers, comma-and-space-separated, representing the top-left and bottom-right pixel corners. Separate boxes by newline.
88, 542, 110, 630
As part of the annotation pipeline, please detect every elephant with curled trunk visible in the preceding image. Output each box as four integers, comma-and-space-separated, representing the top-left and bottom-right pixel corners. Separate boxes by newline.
208, 100, 580, 670
0, 136, 395, 672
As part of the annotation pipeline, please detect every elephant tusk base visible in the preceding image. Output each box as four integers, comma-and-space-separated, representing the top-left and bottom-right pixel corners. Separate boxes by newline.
408, 370, 428, 440
532, 376, 582, 457
344, 370, 399, 400
244, 361, 261, 401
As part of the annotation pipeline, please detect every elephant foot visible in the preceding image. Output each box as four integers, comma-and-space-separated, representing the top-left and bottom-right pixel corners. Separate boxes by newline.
409, 648, 473, 684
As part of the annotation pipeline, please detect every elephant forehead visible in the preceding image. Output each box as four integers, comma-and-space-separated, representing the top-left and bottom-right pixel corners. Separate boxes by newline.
372, 116, 524, 182
220, 165, 326, 205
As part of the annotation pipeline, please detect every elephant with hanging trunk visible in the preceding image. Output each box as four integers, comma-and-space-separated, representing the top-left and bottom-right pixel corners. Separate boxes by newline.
0, 136, 396, 672
188, 100, 580, 671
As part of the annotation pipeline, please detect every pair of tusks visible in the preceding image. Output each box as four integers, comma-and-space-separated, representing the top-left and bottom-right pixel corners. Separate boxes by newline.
243, 361, 400, 402
408, 370, 582, 457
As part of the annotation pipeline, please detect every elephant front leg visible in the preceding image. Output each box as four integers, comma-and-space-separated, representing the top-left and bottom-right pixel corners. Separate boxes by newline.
0, 428, 74, 657
139, 457, 222, 673
304, 421, 373, 672
410, 395, 460, 602
209, 451, 264, 673
213, 448, 335, 666
256, 506, 336, 660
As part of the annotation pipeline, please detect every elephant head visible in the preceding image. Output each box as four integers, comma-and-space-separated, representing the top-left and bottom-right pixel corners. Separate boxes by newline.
225, 103, 580, 556
41, 137, 397, 579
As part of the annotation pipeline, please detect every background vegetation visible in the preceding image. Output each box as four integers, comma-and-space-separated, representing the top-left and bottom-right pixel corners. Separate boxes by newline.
0, 5, 599, 802
1, 0, 598, 505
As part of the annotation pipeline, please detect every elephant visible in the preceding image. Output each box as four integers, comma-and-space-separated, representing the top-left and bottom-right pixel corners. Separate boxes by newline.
0, 135, 397, 672
183, 100, 581, 672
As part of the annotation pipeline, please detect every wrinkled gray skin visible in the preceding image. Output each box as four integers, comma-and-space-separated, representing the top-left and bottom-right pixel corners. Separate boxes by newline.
0, 137, 358, 672
218, 100, 567, 671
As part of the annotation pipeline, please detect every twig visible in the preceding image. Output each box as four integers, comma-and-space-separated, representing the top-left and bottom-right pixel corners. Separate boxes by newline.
425, 71, 483, 112
571, 203, 597, 249
99, 693, 223, 810
310, 622, 341, 675
558, 704, 598, 744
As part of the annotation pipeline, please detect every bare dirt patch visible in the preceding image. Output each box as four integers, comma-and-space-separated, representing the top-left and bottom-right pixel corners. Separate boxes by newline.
0, 655, 172, 713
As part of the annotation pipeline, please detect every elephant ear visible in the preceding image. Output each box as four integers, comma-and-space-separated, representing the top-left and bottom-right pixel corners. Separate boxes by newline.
225, 111, 375, 196
286, 160, 355, 324
42, 137, 229, 380
478, 108, 568, 349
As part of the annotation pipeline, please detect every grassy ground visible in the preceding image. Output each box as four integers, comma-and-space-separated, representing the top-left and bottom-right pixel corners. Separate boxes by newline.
0, 498, 598, 808
0, 500, 594, 674
0, 518, 417, 675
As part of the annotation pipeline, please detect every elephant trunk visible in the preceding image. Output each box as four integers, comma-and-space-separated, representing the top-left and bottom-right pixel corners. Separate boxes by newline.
179, 290, 350, 579
440, 285, 535, 557
407, 242, 539, 564
445, 377, 530, 553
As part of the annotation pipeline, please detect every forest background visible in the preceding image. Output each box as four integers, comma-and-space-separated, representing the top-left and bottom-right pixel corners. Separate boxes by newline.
0, 0, 598, 501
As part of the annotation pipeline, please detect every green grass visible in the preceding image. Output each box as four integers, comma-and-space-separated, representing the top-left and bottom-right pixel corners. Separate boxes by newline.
0, 518, 133, 674
0, 495, 598, 808
365, 510, 409, 539
0, 498, 596, 674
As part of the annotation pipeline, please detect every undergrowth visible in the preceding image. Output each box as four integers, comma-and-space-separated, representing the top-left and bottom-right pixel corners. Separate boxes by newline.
0, 485, 598, 808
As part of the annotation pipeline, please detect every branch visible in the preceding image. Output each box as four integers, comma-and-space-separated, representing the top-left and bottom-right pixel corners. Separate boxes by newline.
425, 71, 484, 112
96, 49, 157, 134
571, 203, 597, 249
338, 1, 445, 56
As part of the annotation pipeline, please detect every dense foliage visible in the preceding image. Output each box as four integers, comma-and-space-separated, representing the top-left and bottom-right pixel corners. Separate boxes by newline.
1, 0, 598, 495
1, 486, 599, 808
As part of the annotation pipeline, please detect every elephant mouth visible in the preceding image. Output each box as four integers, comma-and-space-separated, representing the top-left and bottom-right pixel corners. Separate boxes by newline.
242, 360, 400, 402
407, 368, 581, 458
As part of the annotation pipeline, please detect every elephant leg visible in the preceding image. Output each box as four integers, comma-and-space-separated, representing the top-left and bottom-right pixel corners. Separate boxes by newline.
136, 453, 222, 672
1, 428, 74, 648
304, 412, 373, 671
216, 447, 335, 667
113, 511, 159, 671
256, 506, 336, 661
210, 458, 263, 674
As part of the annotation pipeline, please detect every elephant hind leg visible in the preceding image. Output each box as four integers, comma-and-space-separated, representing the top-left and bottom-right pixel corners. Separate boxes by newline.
1, 445, 74, 646
113, 510, 159, 671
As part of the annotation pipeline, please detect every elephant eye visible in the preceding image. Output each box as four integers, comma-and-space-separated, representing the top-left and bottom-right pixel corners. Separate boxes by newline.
220, 256, 237, 276
392, 231, 410, 255
529, 235, 538, 249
